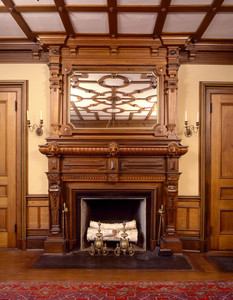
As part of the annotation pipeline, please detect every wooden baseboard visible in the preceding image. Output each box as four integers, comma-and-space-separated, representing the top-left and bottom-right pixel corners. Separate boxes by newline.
179, 236, 201, 251
27, 235, 48, 249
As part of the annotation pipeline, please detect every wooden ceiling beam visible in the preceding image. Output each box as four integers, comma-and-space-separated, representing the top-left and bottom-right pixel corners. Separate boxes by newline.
15, 6, 57, 13
107, 0, 118, 38
1, 0, 37, 42
153, 0, 171, 38
54, 0, 75, 38
192, 0, 225, 42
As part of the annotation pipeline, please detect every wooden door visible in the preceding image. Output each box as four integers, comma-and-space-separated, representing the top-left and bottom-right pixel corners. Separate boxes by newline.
0, 91, 17, 247
210, 93, 233, 250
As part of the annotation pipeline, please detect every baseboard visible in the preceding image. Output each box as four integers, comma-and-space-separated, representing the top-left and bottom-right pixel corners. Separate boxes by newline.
179, 235, 201, 251
27, 235, 48, 249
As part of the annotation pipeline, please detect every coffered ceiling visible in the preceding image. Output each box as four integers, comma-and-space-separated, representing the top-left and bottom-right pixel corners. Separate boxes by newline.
0, 0, 233, 62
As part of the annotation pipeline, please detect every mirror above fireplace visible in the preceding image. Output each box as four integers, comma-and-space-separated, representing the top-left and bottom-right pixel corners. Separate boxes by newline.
68, 71, 159, 130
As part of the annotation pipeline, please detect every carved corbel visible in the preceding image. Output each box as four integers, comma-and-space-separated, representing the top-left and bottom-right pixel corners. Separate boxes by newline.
108, 142, 119, 157
48, 141, 59, 156
167, 142, 179, 157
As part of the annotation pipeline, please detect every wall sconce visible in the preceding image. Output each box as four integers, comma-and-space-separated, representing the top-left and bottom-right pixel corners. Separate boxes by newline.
27, 110, 44, 136
184, 111, 199, 137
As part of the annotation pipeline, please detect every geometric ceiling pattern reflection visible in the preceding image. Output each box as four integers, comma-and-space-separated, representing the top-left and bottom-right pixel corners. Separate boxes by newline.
69, 72, 158, 129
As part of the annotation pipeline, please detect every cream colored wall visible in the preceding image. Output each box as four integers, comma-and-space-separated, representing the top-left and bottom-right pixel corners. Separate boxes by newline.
0, 64, 49, 194
178, 64, 233, 196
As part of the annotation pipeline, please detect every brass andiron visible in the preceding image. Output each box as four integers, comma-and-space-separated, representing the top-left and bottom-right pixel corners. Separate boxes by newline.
114, 221, 135, 256
89, 221, 108, 256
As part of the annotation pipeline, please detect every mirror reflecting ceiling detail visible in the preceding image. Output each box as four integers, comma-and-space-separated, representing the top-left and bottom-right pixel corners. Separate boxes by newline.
69, 72, 158, 129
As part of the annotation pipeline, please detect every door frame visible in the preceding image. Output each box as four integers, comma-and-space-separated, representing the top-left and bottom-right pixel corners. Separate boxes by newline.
0, 81, 28, 249
200, 82, 233, 252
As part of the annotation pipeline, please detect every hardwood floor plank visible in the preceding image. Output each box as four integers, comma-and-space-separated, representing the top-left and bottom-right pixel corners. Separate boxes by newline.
0, 250, 232, 281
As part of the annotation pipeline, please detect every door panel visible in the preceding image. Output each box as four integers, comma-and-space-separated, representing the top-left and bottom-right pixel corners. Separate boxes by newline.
0, 92, 17, 247
210, 94, 233, 250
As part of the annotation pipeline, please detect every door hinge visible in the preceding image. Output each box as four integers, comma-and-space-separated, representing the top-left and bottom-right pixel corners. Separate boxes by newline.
14, 224, 17, 233
210, 102, 212, 114
15, 100, 17, 112
209, 225, 212, 236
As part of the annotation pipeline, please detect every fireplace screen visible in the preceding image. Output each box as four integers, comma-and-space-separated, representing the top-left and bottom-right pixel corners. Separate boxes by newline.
68, 71, 159, 129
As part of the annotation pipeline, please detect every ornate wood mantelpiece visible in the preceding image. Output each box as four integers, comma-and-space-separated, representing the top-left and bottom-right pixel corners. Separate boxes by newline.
39, 139, 187, 253
38, 35, 189, 253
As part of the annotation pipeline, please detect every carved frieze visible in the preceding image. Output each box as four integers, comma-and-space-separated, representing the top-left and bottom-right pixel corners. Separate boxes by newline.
39, 142, 188, 158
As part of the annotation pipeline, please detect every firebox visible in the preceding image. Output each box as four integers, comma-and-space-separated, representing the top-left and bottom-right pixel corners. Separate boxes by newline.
80, 197, 147, 251
72, 190, 155, 252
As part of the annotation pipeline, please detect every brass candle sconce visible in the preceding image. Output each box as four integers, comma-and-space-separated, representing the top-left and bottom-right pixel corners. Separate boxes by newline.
184, 111, 199, 137
27, 110, 44, 136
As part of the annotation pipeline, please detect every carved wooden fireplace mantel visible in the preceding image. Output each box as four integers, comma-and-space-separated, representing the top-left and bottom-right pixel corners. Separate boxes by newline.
38, 35, 189, 253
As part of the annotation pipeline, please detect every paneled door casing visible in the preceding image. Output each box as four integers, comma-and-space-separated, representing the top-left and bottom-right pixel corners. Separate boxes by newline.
210, 94, 233, 250
0, 91, 17, 247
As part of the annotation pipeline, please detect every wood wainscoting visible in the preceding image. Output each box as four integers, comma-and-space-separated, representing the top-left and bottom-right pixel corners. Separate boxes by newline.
26, 194, 201, 251
177, 196, 201, 251
26, 195, 49, 249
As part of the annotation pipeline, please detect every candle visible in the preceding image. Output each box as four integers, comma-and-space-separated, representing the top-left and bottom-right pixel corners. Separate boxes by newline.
197, 112, 199, 123
40, 110, 43, 120
27, 110, 30, 121
185, 111, 187, 122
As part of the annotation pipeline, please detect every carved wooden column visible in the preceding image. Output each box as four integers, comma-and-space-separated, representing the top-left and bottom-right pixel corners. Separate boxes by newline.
48, 46, 62, 137
165, 46, 180, 138
161, 142, 182, 252
44, 143, 65, 253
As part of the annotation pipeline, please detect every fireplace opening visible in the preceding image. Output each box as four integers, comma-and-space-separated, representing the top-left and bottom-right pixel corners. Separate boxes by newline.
81, 198, 146, 251
74, 190, 156, 252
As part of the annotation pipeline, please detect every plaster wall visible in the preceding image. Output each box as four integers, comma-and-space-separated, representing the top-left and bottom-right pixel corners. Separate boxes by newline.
178, 64, 233, 195
0, 64, 49, 194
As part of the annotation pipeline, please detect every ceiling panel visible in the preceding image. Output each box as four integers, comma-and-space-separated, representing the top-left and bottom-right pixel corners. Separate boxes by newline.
69, 12, 108, 34
163, 13, 206, 33
223, 0, 233, 4
0, 13, 26, 37
65, 0, 107, 4
171, 0, 212, 4
118, 13, 157, 34
202, 13, 233, 38
21, 12, 65, 31
118, 0, 161, 5
14, 0, 55, 4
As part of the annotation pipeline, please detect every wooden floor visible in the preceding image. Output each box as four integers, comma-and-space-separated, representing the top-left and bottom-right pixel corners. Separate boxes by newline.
0, 249, 232, 282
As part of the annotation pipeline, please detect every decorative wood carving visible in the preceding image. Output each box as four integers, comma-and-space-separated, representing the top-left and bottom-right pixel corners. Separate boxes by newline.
40, 142, 188, 157
38, 35, 189, 253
